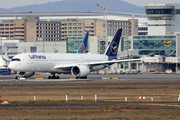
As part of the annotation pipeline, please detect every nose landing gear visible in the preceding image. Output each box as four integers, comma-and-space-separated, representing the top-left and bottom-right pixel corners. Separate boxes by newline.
15, 72, 25, 80
15, 75, 21, 80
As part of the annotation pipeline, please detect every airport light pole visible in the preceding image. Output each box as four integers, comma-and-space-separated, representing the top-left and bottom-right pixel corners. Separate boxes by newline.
96, 3, 109, 74
43, 23, 45, 53
95, 3, 109, 50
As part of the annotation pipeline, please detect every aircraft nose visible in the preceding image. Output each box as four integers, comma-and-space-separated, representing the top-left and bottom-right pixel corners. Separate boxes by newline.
8, 62, 15, 71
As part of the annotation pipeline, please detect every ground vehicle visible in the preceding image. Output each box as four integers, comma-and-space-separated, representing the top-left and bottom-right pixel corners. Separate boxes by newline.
0, 68, 11, 75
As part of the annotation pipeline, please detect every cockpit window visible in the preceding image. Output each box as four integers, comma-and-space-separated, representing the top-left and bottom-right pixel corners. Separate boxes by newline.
11, 58, 21, 61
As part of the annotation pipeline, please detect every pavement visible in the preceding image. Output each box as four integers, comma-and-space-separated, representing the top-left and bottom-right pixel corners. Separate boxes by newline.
1, 73, 180, 81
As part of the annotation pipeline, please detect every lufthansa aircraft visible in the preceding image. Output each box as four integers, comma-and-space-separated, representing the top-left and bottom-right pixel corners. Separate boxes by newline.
2, 32, 88, 78
8, 29, 154, 79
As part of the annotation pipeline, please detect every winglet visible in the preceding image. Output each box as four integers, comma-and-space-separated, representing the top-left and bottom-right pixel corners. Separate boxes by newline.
77, 32, 89, 53
104, 29, 122, 59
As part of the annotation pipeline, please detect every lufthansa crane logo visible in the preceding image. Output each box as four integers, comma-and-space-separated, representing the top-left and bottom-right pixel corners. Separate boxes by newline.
111, 42, 118, 54
164, 38, 172, 47
90, 38, 94, 42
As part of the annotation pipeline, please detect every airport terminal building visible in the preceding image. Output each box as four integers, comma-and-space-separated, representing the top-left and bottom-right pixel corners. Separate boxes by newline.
123, 3, 180, 73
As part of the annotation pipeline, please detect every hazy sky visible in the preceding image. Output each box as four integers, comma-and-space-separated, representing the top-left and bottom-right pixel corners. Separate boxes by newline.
1, 0, 180, 9
1, 0, 63, 9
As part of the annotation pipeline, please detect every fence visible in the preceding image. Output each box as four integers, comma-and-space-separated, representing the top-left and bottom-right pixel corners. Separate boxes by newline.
1, 95, 180, 103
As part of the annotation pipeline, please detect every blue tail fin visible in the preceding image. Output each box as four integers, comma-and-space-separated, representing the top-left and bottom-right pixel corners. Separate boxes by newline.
77, 32, 89, 53
104, 29, 122, 59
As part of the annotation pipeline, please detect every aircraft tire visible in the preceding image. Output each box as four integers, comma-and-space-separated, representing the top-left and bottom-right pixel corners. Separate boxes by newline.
52, 76, 56, 79
76, 76, 87, 79
76, 77, 80, 79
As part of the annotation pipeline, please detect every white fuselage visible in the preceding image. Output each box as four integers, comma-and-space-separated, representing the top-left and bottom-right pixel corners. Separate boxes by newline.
9, 53, 108, 73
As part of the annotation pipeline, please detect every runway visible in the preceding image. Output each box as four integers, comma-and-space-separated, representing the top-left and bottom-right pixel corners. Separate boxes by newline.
1, 81, 180, 86
0, 102, 180, 110
1, 73, 180, 81
0, 73, 180, 86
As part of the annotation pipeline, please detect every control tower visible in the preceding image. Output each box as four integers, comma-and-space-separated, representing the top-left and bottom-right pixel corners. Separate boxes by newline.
145, 3, 180, 35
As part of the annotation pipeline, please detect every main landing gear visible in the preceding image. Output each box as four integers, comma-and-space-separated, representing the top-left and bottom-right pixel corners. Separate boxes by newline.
48, 74, 60, 79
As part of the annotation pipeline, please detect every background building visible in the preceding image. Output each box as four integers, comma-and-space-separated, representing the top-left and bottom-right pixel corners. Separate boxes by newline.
145, 3, 180, 35
1, 3, 180, 73
0, 19, 26, 42
18, 41, 66, 53
122, 3, 180, 72
36, 21, 61, 42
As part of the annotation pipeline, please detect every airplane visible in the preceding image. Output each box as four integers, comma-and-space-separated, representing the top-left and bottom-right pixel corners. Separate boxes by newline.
8, 29, 155, 79
1, 32, 88, 77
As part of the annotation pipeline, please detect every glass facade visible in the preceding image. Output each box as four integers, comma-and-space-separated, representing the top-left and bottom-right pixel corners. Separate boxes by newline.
30, 47, 37, 53
66, 37, 88, 53
176, 9, 180, 14
146, 9, 174, 15
133, 36, 176, 56
138, 23, 148, 26
121, 37, 125, 51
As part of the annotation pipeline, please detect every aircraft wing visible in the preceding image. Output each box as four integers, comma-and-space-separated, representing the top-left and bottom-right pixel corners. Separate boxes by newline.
54, 58, 157, 69
88, 58, 156, 68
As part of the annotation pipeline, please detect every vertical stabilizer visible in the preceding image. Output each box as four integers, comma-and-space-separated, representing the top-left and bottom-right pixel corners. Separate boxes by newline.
77, 32, 89, 53
104, 29, 122, 59
2, 51, 10, 61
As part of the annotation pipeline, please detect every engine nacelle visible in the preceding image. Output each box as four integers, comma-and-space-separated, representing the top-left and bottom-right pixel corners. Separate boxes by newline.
90, 65, 105, 72
71, 65, 90, 77
19, 72, 35, 78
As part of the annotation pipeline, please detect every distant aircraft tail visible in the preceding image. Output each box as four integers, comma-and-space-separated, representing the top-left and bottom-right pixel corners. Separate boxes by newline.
1, 51, 10, 67
2, 51, 11, 61
77, 32, 89, 53
104, 29, 122, 60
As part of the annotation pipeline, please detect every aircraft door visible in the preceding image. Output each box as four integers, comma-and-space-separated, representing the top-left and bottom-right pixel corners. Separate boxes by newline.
26, 56, 30, 64
48, 56, 52, 64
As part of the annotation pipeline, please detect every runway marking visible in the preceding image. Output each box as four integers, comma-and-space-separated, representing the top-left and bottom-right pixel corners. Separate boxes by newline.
141, 103, 180, 107
35, 78, 44, 79
102, 78, 118, 79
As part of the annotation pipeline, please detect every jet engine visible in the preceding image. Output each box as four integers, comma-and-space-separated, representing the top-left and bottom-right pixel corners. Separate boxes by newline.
19, 72, 35, 78
71, 65, 90, 78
